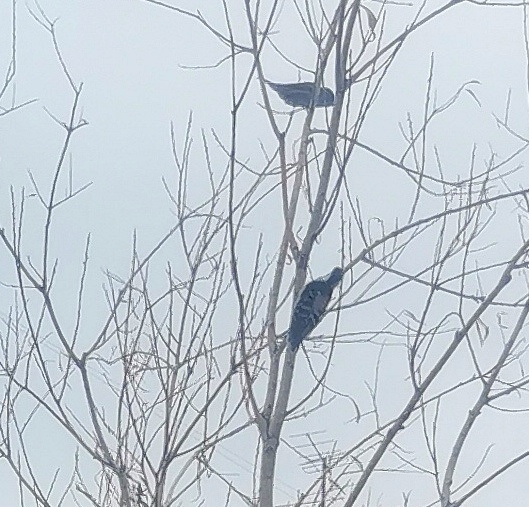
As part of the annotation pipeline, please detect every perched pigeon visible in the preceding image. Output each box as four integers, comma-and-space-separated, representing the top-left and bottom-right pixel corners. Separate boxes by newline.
288, 267, 343, 350
265, 80, 335, 108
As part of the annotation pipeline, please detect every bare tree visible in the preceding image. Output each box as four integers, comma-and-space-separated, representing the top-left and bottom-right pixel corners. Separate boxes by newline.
2, 1, 529, 506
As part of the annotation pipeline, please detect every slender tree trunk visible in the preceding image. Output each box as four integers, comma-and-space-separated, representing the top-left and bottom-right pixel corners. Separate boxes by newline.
258, 435, 280, 507
258, 348, 297, 506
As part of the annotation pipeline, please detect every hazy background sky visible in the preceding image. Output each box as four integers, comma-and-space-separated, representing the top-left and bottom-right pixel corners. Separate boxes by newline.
2, 1, 529, 505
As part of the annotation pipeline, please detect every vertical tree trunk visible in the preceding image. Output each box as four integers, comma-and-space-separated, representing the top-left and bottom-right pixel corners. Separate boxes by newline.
258, 435, 279, 507
258, 348, 297, 506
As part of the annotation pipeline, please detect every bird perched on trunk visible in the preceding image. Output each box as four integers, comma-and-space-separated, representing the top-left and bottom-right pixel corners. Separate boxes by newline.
265, 80, 335, 108
288, 267, 343, 350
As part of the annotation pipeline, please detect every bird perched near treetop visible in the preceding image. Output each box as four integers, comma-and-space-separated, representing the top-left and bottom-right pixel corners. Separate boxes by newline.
265, 80, 335, 108
288, 267, 343, 350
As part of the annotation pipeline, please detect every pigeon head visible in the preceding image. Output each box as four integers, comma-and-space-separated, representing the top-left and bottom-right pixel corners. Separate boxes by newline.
325, 267, 343, 288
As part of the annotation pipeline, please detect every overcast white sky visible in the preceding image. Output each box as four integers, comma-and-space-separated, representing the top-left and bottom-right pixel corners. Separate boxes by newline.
2, 1, 529, 506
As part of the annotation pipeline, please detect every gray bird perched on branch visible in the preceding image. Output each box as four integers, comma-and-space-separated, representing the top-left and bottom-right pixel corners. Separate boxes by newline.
265, 80, 335, 108
288, 267, 343, 350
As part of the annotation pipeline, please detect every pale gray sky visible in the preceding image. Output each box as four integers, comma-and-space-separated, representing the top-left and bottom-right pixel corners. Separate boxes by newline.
1, 1, 529, 506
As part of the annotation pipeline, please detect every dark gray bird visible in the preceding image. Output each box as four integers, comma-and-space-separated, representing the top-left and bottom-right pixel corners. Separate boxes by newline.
288, 267, 343, 350
265, 80, 335, 108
